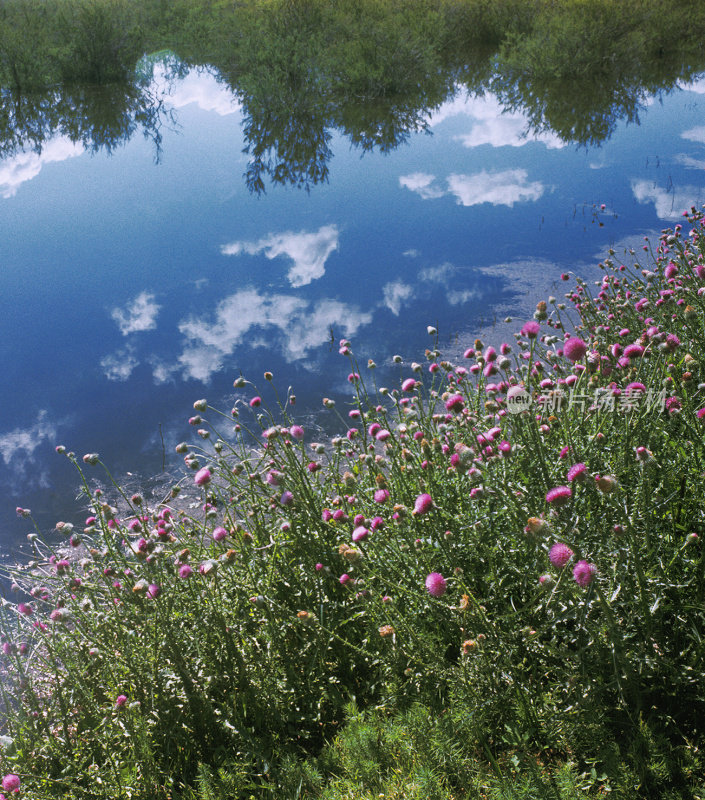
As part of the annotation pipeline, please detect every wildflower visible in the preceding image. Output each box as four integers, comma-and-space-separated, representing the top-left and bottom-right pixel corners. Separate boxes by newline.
249, 396, 261, 407
178, 564, 193, 579
194, 467, 211, 486
549, 542, 574, 568
379, 625, 395, 638
573, 560, 597, 587
461, 639, 476, 654
212, 527, 228, 542
445, 394, 464, 413
596, 475, 618, 493
17, 603, 33, 616
339, 573, 353, 586
401, 378, 417, 392
566, 463, 587, 483
412, 493, 434, 516
352, 526, 369, 543
546, 486, 572, 506
147, 584, 161, 599
563, 337, 588, 362
368, 487, 390, 505
115, 695, 128, 709
280, 490, 294, 506
521, 320, 540, 339
425, 572, 447, 597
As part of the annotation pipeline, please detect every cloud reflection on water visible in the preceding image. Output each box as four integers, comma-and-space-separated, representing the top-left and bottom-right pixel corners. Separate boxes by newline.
221, 225, 340, 287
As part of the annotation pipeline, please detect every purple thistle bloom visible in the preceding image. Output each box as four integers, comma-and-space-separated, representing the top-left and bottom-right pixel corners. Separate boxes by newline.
212, 527, 228, 542
623, 343, 645, 359
546, 486, 572, 506
549, 542, 574, 568
566, 463, 587, 483
194, 467, 211, 486
563, 337, 588, 362
2, 774, 21, 792
115, 695, 128, 709
412, 493, 434, 516
425, 572, 447, 597
178, 564, 193, 579
445, 394, 465, 413
290, 425, 304, 440
573, 560, 597, 587
147, 583, 161, 599
374, 489, 390, 503
521, 320, 540, 339
401, 378, 417, 392
352, 526, 369, 543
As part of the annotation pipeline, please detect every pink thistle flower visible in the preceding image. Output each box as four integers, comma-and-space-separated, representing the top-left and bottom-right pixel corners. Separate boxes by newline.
573, 560, 597, 587
212, 527, 228, 542
249, 396, 261, 408
445, 394, 464, 413
696, 408, 705, 419
521, 321, 540, 339
546, 486, 572, 506
115, 695, 128, 709
17, 603, 33, 616
280, 490, 294, 506
370, 516, 385, 530
339, 573, 353, 586
368, 422, 381, 437
623, 343, 644, 359
374, 489, 390, 503
425, 572, 447, 597
290, 425, 304, 440
412, 493, 434, 516
147, 583, 161, 599
376, 429, 391, 442
563, 337, 588, 362
352, 526, 369, 543
549, 542, 574, 568
2, 774, 20, 793
566, 463, 587, 483
194, 467, 211, 486
401, 378, 417, 392
178, 564, 193, 579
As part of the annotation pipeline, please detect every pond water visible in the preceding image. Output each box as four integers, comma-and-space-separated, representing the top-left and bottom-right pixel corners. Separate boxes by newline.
2, 61, 705, 556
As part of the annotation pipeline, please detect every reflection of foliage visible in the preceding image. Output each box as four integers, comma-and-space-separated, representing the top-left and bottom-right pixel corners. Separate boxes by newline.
0, 60, 179, 164
492, 0, 705, 146
2, 0, 705, 189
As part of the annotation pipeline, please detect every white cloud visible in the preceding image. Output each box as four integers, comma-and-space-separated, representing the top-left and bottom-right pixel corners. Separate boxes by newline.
679, 77, 705, 94
681, 126, 705, 144
0, 137, 83, 199
631, 179, 703, 221
165, 288, 372, 383
674, 154, 705, 169
152, 64, 241, 116
429, 92, 564, 149
419, 263, 453, 283
221, 224, 339, 287
382, 281, 414, 315
403, 249, 420, 258
100, 347, 138, 381
447, 169, 544, 207
399, 172, 444, 199
448, 289, 479, 306
111, 292, 161, 336
0, 410, 58, 487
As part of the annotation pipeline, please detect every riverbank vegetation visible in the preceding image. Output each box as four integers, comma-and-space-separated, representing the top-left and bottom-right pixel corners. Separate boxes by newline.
2, 206, 705, 797
2, 0, 705, 190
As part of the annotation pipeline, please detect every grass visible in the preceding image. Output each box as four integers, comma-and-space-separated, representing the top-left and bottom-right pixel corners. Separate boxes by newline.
2, 206, 705, 798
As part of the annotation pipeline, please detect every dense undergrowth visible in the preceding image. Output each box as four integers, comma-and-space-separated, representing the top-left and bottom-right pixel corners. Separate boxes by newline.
2, 207, 705, 798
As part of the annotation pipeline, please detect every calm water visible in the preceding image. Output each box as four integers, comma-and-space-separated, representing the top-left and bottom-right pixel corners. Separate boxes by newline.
2, 64, 705, 556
